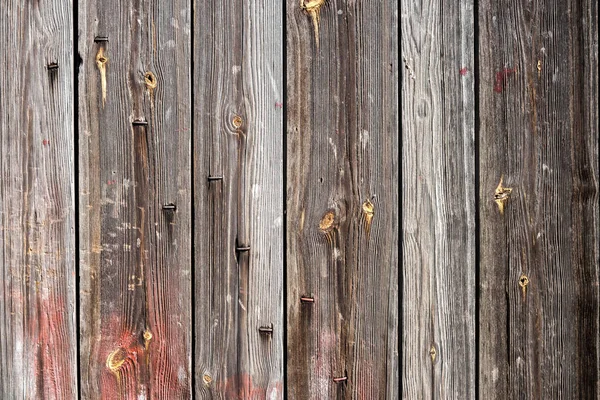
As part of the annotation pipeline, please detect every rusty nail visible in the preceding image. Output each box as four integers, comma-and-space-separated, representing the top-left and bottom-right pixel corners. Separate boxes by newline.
94, 36, 109, 43
162, 203, 176, 211
333, 376, 348, 383
132, 119, 148, 126
236, 246, 251, 252
208, 175, 223, 181
47, 62, 59, 70
258, 325, 273, 334
300, 296, 315, 303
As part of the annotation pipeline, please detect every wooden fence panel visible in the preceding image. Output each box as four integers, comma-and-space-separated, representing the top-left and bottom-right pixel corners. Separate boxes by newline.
193, 1, 284, 398
0, 0, 77, 397
286, 1, 399, 398
401, 0, 476, 398
478, 0, 599, 398
78, 0, 192, 398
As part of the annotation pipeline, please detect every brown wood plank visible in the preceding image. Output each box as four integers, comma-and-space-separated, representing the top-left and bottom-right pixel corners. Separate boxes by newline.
478, 0, 599, 397
286, 1, 399, 398
0, 1, 77, 397
401, 0, 476, 398
193, 1, 284, 398
78, 0, 192, 398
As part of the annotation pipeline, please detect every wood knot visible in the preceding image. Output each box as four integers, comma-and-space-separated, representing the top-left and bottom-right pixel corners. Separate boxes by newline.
494, 175, 513, 214
232, 115, 243, 129
106, 347, 127, 374
319, 210, 336, 232
95, 48, 108, 106
203, 373, 212, 386
361, 198, 375, 237
519, 274, 529, 298
301, 0, 325, 48
429, 344, 438, 364
144, 71, 157, 90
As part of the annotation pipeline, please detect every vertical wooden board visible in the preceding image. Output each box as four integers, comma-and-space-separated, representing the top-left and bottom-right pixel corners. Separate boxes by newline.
193, 1, 284, 398
286, 1, 399, 398
478, 0, 599, 397
78, 0, 192, 398
0, 1, 77, 398
401, 0, 476, 398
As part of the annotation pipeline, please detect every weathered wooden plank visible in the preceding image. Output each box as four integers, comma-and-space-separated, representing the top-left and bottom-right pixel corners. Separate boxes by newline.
286, 1, 399, 398
193, 1, 284, 398
0, 1, 77, 397
78, 0, 192, 398
401, 0, 476, 398
478, 0, 599, 397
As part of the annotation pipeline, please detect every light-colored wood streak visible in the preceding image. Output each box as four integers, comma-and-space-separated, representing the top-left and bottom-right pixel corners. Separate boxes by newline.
193, 0, 284, 398
402, 0, 476, 398
0, 0, 77, 397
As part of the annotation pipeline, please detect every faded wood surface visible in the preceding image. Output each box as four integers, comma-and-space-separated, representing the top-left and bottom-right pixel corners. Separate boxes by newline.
78, 0, 192, 398
478, 0, 599, 398
193, 1, 284, 398
286, 1, 399, 398
401, 0, 476, 398
0, 1, 77, 398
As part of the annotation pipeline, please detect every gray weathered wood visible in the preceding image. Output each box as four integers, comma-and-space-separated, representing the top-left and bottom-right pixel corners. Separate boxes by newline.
478, 0, 599, 398
0, 0, 77, 397
401, 0, 476, 398
286, 0, 399, 398
193, 1, 284, 398
78, 0, 192, 397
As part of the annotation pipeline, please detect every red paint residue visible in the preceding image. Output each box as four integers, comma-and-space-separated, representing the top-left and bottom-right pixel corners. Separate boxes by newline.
30, 296, 74, 398
275, 101, 283, 109
107, 180, 116, 185
218, 373, 280, 400
42, 139, 50, 146
459, 67, 468, 76
494, 68, 516, 93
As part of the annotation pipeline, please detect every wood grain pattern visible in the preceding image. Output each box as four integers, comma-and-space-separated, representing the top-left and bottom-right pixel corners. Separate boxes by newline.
0, 1, 77, 398
478, 0, 599, 398
193, 1, 284, 398
286, 0, 399, 398
401, 0, 476, 398
78, 0, 192, 398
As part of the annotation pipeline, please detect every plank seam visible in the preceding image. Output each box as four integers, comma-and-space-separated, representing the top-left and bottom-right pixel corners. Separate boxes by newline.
73, 0, 82, 397
473, 0, 481, 398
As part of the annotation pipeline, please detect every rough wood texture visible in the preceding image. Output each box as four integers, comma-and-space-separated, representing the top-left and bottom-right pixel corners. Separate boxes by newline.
286, 1, 399, 398
401, 0, 476, 398
0, 1, 77, 398
193, 1, 284, 398
478, 0, 599, 398
78, 0, 192, 398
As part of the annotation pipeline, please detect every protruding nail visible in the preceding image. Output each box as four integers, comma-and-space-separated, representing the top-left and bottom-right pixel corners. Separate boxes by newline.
94, 36, 109, 43
300, 296, 315, 303
208, 176, 223, 181
162, 203, 176, 211
47, 62, 59, 70
258, 325, 273, 335
333, 376, 347, 383
132, 119, 148, 126
236, 245, 251, 252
